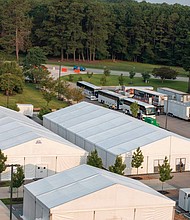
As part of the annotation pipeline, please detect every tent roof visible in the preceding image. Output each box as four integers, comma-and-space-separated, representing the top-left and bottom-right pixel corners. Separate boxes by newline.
25, 164, 174, 209
0, 106, 85, 152
44, 102, 189, 155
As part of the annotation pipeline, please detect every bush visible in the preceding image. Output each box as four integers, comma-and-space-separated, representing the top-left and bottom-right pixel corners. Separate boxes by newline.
38, 107, 51, 120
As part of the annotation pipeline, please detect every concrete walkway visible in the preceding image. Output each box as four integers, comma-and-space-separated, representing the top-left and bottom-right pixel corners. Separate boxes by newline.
140, 179, 176, 191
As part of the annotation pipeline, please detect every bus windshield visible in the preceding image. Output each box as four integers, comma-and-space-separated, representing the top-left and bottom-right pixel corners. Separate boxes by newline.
146, 107, 156, 115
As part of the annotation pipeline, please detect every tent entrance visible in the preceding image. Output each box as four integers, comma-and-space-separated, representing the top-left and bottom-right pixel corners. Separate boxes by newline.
35, 164, 48, 178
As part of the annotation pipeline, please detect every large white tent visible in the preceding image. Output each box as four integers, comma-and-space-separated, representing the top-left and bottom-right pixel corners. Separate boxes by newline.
0, 106, 87, 180
23, 164, 175, 220
43, 101, 190, 175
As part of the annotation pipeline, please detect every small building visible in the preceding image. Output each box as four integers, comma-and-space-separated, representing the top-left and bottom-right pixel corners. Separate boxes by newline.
17, 103, 33, 117
0, 106, 87, 180
23, 164, 175, 220
43, 101, 190, 175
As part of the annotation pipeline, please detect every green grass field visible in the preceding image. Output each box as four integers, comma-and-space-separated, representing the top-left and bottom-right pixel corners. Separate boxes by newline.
48, 59, 188, 77
63, 74, 188, 92
0, 83, 68, 109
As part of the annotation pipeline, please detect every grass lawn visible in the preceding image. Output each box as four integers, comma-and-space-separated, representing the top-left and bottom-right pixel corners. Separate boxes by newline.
0, 83, 68, 109
1, 198, 23, 205
63, 74, 188, 92
48, 59, 188, 77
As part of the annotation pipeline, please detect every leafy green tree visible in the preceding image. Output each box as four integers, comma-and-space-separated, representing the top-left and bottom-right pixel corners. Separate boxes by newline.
0, 62, 24, 95
141, 72, 151, 83
131, 147, 144, 174
100, 75, 107, 86
23, 47, 47, 70
130, 102, 139, 118
0, 150, 7, 181
129, 70, 136, 84
12, 166, 25, 199
181, 33, 190, 93
158, 156, 173, 192
71, 87, 84, 103
68, 74, 74, 82
55, 79, 70, 101
118, 73, 124, 86
87, 149, 103, 168
152, 67, 178, 83
109, 156, 126, 175
38, 107, 51, 120
104, 67, 111, 77
87, 72, 93, 79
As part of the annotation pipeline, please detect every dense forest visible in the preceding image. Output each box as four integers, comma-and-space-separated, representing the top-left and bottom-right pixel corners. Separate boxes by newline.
0, 0, 190, 67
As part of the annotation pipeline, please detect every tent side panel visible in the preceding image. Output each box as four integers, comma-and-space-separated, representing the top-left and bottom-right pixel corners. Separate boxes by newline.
43, 118, 50, 130
58, 126, 67, 139
52, 211, 93, 220
23, 190, 36, 220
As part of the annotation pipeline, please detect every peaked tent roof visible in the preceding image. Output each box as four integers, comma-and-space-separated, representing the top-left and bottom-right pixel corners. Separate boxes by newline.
25, 164, 174, 209
0, 106, 85, 152
43, 102, 189, 155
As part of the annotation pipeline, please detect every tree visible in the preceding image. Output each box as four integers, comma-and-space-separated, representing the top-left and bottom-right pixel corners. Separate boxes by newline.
158, 156, 173, 192
181, 33, 190, 93
68, 74, 74, 82
0, 61, 24, 96
131, 147, 144, 174
87, 149, 103, 168
12, 166, 25, 199
38, 107, 51, 120
0, 150, 7, 181
118, 73, 124, 86
129, 69, 136, 84
0, 0, 32, 61
104, 67, 111, 77
152, 67, 178, 83
100, 75, 107, 86
130, 102, 139, 118
141, 72, 151, 83
71, 87, 84, 103
109, 156, 126, 175
23, 47, 47, 70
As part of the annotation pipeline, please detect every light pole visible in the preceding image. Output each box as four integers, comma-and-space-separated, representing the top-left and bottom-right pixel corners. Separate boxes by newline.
165, 96, 169, 130
6, 164, 20, 220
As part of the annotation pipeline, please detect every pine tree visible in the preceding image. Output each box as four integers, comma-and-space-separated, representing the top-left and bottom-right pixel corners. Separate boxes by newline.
87, 149, 103, 168
109, 156, 126, 175
159, 156, 173, 192
131, 147, 144, 174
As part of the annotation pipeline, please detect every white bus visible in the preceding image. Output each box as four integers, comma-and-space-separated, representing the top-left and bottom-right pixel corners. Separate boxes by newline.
122, 97, 156, 119
98, 90, 125, 110
133, 88, 168, 110
76, 81, 101, 100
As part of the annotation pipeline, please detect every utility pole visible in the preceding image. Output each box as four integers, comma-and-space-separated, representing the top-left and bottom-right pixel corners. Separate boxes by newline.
5, 164, 20, 220
6, 76, 10, 108
58, 62, 61, 100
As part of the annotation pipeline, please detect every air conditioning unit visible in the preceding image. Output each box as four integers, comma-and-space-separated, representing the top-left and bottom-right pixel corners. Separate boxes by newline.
178, 188, 190, 211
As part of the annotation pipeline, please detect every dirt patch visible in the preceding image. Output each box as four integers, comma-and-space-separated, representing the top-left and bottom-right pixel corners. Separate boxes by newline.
175, 212, 188, 220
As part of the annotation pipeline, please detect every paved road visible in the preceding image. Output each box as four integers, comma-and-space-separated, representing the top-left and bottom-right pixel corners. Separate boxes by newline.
45, 64, 189, 82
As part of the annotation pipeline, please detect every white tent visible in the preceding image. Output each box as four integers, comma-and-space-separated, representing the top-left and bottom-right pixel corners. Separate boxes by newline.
23, 164, 175, 220
43, 101, 190, 175
0, 106, 87, 180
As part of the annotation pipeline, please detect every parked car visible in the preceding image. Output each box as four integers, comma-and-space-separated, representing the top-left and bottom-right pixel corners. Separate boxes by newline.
73, 65, 86, 71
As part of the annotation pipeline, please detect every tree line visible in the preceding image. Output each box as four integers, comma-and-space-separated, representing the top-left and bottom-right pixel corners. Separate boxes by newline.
0, 0, 190, 67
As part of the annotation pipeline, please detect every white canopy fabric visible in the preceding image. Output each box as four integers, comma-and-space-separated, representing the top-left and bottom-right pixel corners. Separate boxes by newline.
0, 106, 84, 151
43, 102, 189, 156
24, 164, 174, 209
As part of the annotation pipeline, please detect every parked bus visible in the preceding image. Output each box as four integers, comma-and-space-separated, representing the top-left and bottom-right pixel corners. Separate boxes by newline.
124, 86, 154, 97
76, 81, 101, 100
98, 90, 125, 109
122, 97, 156, 120
133, 88, 168, 111
157, 87, 190, 103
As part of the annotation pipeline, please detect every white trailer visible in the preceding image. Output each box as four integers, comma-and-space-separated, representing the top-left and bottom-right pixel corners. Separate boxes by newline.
164, 100, 190, 120
16, 104, 33, 117
179, 188, 190, 211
